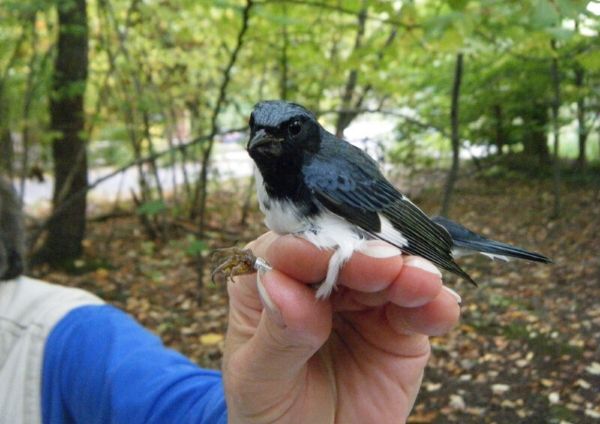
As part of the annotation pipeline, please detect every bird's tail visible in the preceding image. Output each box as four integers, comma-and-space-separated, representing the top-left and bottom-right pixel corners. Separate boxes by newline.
432, 216, 552, 264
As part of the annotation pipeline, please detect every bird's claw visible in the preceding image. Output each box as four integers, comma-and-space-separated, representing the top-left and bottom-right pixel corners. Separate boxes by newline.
211, 247, 260, 283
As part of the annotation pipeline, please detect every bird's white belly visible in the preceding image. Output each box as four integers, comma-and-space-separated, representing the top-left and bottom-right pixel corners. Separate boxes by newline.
263, 199, 366, 298
254, 166, 366, 298
254, 165, 364, 245
260, 187, 364, 251
254, 167, 306, 234
262, 199, 307, 234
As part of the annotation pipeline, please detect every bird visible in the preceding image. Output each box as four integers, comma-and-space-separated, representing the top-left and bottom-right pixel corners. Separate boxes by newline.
240, 100, 551, 299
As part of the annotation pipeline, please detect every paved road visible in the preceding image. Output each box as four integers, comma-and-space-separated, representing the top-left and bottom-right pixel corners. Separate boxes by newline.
18, 143, 253, 213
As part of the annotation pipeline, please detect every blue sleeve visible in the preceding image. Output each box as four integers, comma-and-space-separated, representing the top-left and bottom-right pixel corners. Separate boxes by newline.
42, 305, 227, 424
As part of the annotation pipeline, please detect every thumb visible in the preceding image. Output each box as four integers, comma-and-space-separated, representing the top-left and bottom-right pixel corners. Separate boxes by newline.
242, 267, 332, 380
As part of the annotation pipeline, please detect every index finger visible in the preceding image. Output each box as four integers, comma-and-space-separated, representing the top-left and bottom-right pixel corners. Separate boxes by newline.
249, 233, 331, 284
252, 234, 442, 308
265, 237, 404, 288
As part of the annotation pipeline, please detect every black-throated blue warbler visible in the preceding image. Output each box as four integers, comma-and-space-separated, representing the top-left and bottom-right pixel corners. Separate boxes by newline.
215, 100, 551, 299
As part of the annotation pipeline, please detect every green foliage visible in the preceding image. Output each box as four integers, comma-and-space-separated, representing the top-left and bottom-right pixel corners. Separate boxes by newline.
184, 235, 208, 257
577, 50, 600, 71
137, 200, 167, 216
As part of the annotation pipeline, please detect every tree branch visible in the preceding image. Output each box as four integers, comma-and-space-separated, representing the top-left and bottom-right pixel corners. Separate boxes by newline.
196, 0, 254, 234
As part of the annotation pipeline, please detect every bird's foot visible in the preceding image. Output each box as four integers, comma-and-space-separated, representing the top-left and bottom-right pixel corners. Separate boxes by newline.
211, 247, 269, 283
313, 247, 349, 299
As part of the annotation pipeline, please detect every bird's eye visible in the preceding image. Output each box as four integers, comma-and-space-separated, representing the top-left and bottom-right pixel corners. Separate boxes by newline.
288, 120, 302, 136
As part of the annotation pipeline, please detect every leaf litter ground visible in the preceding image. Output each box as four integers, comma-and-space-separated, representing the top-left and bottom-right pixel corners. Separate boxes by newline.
32, 175, 600, 423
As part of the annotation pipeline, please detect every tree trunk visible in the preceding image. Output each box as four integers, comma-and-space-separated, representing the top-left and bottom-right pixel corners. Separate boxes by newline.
522, 102, 550, 164
335, 17, 398, 137
573, 19, 588, 169
0, 129, 13, 179
39, 0, 89, 264
440, 53, 464, 217
493, 104, 504, 155
574, 64, 588, 169
0, 83, 12, 177
279, 3, 289, 100
0, 28, 28, 179
335, 5, 367, 138
550, 44, 561, 218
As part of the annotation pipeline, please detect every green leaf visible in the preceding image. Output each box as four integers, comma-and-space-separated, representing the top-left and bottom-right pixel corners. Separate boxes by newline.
576, 50, 600, 71
185, 236, 208, 256
436, 27, 464, 52
141, 241, 156, 255
137, 200, 167, 216
555, 0, 589, 18
447, 0, 469, 11
545, 26, 574, 40
531, 0, 560, 28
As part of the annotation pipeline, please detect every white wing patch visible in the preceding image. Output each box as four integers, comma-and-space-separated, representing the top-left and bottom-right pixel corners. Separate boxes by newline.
481, 253, 510, 262
452, 247, 510, 262
376, 215, 408, 248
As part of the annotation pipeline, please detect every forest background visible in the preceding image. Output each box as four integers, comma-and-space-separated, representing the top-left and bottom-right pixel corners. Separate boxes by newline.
1, 0, 599, 422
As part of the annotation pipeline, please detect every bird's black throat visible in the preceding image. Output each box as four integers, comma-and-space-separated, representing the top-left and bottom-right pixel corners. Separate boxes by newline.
253, 153, 321, 217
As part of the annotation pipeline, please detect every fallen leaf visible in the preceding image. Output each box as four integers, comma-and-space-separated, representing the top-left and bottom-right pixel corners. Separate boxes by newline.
585, 409, 600, 419
548, 392, 560, 404
585, 362, 600, 376
491, 384, 510, 395
425, 382, 442, 392
449, 394, 466, 410
575, 379, 591, 390
200, 333, 224, 346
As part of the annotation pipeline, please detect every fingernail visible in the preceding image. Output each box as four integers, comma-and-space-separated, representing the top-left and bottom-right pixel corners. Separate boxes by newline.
404, 256, 442, 278
443, 286, 462, 304
256, 267, 285, 328
360, 240, 402, 259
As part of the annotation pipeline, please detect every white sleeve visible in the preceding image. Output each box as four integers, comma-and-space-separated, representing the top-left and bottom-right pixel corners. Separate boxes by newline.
0, 276, 103, 424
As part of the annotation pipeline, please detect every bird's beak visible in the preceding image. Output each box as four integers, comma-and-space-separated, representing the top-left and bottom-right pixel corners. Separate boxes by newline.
247, 129, 281, 152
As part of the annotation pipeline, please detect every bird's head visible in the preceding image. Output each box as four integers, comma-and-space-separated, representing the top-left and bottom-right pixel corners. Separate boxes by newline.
247, 100, 321, 161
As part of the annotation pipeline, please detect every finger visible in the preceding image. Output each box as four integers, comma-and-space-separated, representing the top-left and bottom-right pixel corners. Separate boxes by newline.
385, 289, 461, 337
335, 308, 432, 358
385, 256, 443, 308
264, 234, 331, 284
233, 267, 332, 380
337, 289, 389, 309
337, 240, 404, 292
335, 254, 442, 309
245, 231, 280, 258
227, 232, 330, 341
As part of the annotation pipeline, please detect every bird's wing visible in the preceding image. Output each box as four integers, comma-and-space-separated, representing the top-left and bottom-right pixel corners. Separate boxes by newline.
303, 141, 474, 283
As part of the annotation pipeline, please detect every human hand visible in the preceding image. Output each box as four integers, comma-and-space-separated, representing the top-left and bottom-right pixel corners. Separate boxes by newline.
222, 232, 461, 424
